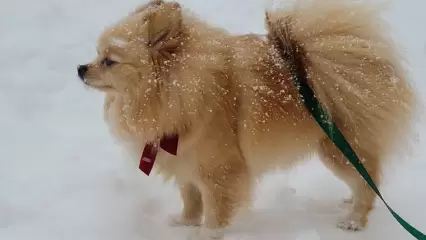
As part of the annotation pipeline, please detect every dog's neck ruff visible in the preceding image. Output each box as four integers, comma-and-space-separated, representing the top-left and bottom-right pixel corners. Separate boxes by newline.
139, 134, 179, 175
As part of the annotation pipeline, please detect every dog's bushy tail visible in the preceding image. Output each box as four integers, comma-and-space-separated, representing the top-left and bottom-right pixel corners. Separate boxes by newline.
266, 0, 416, 156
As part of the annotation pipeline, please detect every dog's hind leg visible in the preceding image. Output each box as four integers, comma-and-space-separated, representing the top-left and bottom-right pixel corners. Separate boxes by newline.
318, 138, 381, 231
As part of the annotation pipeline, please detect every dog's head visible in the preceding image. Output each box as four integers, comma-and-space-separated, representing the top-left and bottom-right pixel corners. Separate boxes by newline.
77, 0, 184, 93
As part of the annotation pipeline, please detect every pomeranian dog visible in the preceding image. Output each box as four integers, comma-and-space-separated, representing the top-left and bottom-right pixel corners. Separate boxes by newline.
77, 0, 415, 238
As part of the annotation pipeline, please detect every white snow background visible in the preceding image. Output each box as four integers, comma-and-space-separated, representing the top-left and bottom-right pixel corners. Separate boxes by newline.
1, 0, 426, 239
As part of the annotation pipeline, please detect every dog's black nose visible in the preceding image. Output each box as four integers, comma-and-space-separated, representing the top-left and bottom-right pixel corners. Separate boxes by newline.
77, 65, 88, 79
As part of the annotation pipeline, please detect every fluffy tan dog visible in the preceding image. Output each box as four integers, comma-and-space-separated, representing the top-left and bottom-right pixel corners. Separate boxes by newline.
77, 0, 415, 238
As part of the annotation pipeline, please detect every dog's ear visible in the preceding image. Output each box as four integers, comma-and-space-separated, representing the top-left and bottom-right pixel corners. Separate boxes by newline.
133, 0, 164, 15
145, 2, 183, 66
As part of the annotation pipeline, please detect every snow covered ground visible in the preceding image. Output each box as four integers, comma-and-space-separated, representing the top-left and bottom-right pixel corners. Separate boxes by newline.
1, 0, 426, 239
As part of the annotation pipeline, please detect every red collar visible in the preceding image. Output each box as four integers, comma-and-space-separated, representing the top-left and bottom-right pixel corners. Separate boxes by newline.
139, 134, 179, 175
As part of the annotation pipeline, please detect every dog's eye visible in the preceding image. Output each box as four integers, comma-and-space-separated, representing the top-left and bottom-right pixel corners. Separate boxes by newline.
101, 58, 117, 67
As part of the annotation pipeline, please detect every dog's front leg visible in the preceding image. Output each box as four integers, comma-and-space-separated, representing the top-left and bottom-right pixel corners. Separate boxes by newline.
197, 158, 252, 240
169, 182, 203, 227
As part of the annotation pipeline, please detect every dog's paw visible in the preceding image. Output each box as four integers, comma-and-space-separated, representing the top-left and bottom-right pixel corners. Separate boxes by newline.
168, 214, 201, 227
337, 213, 366, 231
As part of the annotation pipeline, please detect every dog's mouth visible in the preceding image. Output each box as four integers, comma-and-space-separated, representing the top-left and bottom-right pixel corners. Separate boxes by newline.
82, 78, 114, 91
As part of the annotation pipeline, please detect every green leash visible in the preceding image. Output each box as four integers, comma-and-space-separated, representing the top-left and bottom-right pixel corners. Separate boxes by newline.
289, 46, 426, 239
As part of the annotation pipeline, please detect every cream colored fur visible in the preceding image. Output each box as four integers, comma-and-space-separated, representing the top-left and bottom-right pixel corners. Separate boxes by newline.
78, 0, 416, 238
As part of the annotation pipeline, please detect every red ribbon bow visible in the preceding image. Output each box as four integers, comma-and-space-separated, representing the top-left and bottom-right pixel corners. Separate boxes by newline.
139, 134, 179, 176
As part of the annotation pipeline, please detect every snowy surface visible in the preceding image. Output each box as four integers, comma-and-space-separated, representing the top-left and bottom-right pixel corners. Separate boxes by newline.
1, 0, 426, 239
